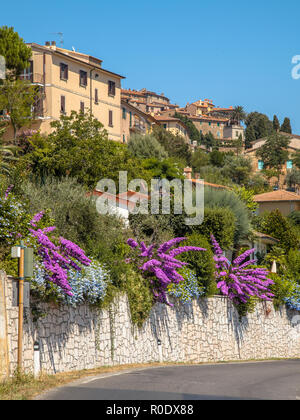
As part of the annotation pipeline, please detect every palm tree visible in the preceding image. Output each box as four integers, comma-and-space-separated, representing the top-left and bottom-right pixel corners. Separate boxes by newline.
231, 106, 247, 125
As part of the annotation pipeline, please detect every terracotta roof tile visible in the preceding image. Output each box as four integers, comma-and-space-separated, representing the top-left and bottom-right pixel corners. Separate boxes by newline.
254, 190, 300, 202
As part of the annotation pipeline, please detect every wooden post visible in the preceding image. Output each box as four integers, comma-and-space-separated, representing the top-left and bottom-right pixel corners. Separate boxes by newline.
0, 272, 9, 380
17, 247, 25, 372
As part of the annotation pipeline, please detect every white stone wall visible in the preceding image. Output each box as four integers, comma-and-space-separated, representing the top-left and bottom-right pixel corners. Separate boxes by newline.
2, 272, 300, 376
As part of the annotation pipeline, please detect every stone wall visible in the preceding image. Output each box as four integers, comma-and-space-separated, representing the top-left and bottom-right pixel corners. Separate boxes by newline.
1, 272, 300, 376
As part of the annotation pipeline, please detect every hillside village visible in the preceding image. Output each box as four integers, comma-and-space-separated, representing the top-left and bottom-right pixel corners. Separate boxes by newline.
1, 27, 300, 399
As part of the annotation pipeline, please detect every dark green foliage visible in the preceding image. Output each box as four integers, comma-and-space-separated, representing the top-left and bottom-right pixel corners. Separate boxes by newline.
221, 155, 253, 185
231, 106, 247, 125
285, 168, 300, 189
209, 150, 227, 167
191, 149, 210, 172
273, 115, 280, 132
245, 125, 256, 149
174, 112, 202, 144
292, 151, 300, 169
23, 111, 150, 189
20, 177, 129, 284
203, 187, 251, 247
281, 117, 292, 134
142, 157, 184, 181
128, 133, 168, 160
125, 270, 154, 327
197, 165, 233, 187
286, 249, 300, 282
152, 125, 192, 166
269, 272, 296, 310
179, 234, 217, 296
129, 195, 191, 244
0, 26, 32, 78
289, 211, 300, 226
256, 132, 290, 172
203, 132, 216, 150
193, 207, 236, 250
245, 112, 273, 141
254, 209, 299, 252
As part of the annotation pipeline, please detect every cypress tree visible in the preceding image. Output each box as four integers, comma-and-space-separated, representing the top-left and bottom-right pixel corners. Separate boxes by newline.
245, 125, 256, 149
273, 115, 280, 132
281, 117, 292, 134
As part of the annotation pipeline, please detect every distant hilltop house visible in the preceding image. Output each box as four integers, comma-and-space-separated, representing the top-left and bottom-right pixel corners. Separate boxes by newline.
121, 99, 159, 144
254, 190, 300, 217
156, 99, 244, 145
244, 132, 300, 187
121, 88, 178, 114
2, 41, 125, 142
1, 40, 245, 148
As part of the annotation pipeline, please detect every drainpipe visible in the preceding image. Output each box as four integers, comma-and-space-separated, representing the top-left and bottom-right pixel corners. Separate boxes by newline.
90, 67, 97, 114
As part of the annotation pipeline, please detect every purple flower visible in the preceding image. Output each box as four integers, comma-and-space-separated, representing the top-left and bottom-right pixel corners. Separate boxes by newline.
127, 237, 206, 306
211, 236, 274, 306
30, 211, 45, 227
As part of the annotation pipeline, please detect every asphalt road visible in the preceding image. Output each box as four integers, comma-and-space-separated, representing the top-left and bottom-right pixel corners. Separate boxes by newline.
38, 360, 300, 400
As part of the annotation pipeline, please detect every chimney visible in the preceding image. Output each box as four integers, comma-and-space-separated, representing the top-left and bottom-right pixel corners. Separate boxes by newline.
45, 41, 50, 46
184, 167, 192, 180
51, 41, 56, 46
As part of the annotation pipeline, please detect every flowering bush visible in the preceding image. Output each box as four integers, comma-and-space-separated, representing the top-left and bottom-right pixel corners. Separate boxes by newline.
285, 285, 300, 311
167, 267, 205, 304
127, 237, 206, 306
29, 212, 91, 296
32, 260, 110, 307
211, 234, 274, 306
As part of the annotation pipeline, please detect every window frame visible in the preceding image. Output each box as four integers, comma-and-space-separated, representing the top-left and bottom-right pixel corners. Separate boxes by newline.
60, 63, 68, 81
79, 70, 88, 87
108, 80, 116, 97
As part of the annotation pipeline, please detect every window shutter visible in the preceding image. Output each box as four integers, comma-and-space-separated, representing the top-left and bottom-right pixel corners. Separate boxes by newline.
95, 88, 98, 103
80, 102, 85, 113
109, 110, 113, 127
61, 96, 66, 113
108, 81, 116, 96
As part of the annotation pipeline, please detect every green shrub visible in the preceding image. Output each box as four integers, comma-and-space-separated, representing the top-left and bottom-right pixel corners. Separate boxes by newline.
128, 133, 168, 160
203, 187, 251, 247
269, 272, 297, 310
286, 249, 300, 283
179, 234, 217, 296
193, 207, 235, 250
124, 269, 154, 327
21, 177, 129, 284
255, 209, 299, 252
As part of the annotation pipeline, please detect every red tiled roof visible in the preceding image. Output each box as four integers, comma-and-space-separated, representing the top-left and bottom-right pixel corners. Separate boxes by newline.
254, 190, 300, 202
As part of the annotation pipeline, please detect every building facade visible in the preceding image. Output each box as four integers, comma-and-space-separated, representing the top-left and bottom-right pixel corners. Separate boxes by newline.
4, 42, 125, 142
121, 99, 159, 143
153, 115, 190, 143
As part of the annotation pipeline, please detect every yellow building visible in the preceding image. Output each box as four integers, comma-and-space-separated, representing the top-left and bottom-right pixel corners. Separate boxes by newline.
254, 190, 300, 216
121, 99, 159, 143
153, 115, 190, 143
5, 42, 125, 142
185, 99, 215, 116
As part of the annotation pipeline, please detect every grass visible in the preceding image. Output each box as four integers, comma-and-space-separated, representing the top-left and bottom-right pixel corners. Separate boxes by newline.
0, 363, 170, 400
1, 358, 300, 400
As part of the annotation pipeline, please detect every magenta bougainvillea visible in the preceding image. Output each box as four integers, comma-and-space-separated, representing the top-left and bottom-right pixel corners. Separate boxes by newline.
127, 237, 206, 306
29, 213, 91, 296
211, 234, 274, 305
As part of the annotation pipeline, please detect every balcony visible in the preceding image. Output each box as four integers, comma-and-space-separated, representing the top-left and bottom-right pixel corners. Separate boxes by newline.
19, 73, 44, 86
130, 121, 146, 134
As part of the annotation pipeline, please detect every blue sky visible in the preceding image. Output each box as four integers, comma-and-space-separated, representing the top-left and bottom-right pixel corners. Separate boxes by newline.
2, 0, 300, 132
